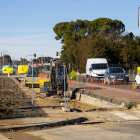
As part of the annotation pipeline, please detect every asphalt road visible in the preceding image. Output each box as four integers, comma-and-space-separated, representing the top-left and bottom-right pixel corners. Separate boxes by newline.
1, 121, 140, 140
1, 110, 140, 140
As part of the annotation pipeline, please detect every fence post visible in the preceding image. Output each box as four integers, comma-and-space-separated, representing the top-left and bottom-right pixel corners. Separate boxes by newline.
113, 80, 116, 98
69, 77, 72, 86
92, 77, 93, 91
67, 75, 69, 108
77, 76, 78, 88
132, 82, 135, 102
83, 77, 85, 89
133, 70, 134, 78
102, 79, 104, 95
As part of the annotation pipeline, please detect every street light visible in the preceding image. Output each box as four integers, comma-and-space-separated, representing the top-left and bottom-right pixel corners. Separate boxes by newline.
23, 53, 36, 65
24, 53, 36, 110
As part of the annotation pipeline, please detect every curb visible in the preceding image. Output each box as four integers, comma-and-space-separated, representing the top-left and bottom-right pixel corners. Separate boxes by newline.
0, 117, 87, 132
69, 87, 131, 108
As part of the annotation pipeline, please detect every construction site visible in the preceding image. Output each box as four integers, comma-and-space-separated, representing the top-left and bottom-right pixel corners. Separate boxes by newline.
1, 59, 140, 140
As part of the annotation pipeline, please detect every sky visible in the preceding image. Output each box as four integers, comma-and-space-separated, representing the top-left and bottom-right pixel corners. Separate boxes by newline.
0, 0, 140, 61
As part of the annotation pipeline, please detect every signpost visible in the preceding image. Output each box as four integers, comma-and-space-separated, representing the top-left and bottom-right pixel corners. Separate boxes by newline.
22, 53, 36, 111
71, 70, 76, 79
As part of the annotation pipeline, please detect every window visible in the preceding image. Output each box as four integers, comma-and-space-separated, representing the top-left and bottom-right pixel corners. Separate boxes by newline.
109, 67, 125, 73
91, 63, 108, 70
27, 68, 38, 77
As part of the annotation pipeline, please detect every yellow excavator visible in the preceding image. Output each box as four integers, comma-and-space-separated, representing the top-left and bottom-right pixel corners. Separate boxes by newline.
24, 67, 42, 87
40, 59, 68, 96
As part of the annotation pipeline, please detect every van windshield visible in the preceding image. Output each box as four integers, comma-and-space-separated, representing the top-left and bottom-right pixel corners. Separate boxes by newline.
91, 63, 108, 70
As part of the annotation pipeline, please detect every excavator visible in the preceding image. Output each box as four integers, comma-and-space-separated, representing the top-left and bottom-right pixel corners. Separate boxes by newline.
24, 67, 42, 87
40, 58, 68, 96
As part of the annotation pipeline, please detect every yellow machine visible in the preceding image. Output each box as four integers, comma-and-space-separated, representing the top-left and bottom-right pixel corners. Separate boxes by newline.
40, 59, 68, 96
24, 67, 42, 87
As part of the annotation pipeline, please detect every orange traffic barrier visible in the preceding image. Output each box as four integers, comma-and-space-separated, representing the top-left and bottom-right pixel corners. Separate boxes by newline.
41, 73, 44, 79
69, 77, 72, 86
49, 74, 50, 79
38, 73, 40, 77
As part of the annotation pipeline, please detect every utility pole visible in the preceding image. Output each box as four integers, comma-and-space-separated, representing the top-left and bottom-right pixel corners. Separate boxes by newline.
3, 51, 4, 67
42, 55, 43, 65
9, 57, 10, 65
1, 51, 2, 68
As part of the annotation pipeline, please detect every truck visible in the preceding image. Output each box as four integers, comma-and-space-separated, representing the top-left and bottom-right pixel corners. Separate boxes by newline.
86, 58, 108, 78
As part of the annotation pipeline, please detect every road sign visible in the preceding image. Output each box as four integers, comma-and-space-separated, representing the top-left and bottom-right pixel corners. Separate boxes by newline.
71, 70, 76, 79
18, 65, 28, 73
71, 70, 76, 76
137, 67, 140, 74
3, 65, 13, 73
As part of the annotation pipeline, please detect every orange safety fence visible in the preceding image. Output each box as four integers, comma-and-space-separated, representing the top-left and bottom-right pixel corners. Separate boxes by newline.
69, 76, 140, 104
38, 73, 49, 79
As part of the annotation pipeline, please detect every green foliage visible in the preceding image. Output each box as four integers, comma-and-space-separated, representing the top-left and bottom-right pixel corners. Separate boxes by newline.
53, 18, 140, 73
128, 102, 137, 109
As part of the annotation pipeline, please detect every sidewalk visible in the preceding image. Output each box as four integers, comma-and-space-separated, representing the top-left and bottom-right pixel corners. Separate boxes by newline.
0, 108, 86, 131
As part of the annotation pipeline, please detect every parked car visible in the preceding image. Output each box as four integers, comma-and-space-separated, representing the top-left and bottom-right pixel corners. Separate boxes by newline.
135, 74, 140, 88
104, 67, 129, 85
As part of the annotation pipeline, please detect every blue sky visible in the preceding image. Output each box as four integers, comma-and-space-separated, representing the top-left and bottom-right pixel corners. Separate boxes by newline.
0, 0, 140, 61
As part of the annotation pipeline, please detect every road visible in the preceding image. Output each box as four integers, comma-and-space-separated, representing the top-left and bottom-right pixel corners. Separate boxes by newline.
1, 110, 140, 140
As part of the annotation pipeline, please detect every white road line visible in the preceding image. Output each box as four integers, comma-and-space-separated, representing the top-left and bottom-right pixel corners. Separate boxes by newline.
111, 112, 140, 120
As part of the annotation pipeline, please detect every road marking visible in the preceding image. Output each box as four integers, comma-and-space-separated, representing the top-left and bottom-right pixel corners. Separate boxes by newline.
111, 112, 140, 120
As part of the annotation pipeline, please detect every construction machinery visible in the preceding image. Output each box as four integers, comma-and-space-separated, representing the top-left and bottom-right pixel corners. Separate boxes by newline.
40, 59, 68, 96
24, 67, 42, 87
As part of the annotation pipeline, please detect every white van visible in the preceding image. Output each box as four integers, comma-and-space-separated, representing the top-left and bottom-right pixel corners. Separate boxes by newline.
86, 58, 108, 78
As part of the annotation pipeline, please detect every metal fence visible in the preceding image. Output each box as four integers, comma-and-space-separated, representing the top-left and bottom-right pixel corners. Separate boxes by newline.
68, 63, 140, 104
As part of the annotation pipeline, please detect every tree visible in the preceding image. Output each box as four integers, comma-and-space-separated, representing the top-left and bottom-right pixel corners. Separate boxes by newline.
53, 18, 125, 46
4, 55, 12, 65
53, 18, 140, 70
89, 18, 125, 35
